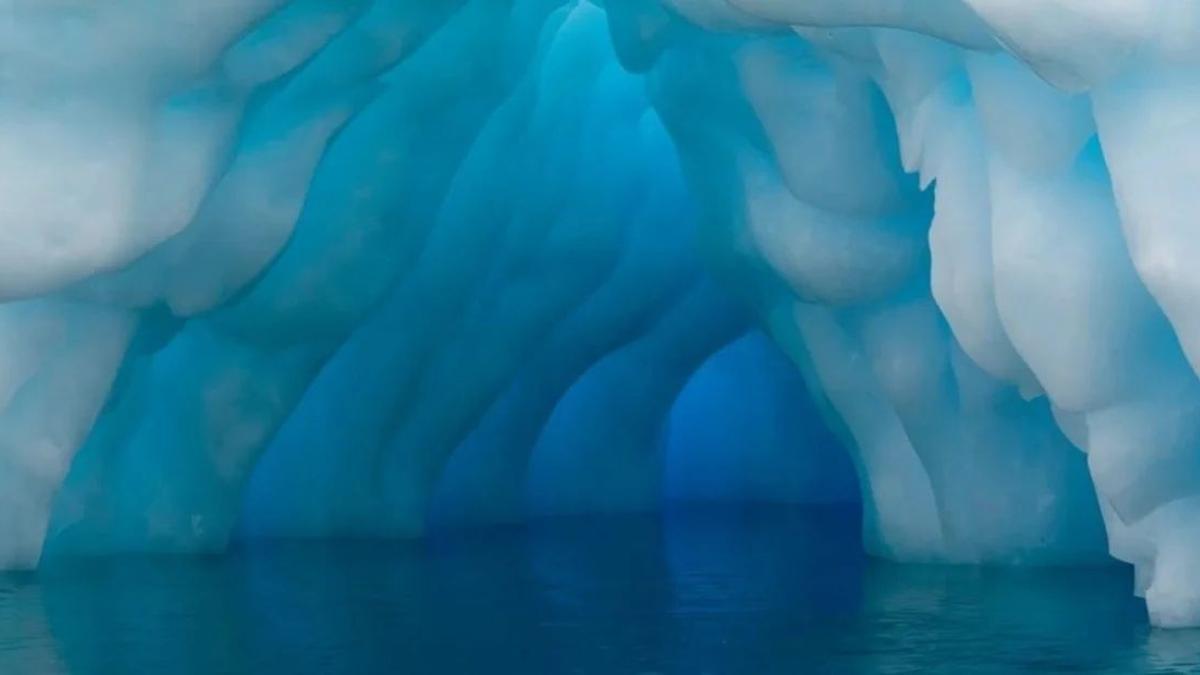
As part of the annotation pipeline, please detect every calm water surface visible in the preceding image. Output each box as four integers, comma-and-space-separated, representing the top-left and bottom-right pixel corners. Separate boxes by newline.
1, 505, 1196, 674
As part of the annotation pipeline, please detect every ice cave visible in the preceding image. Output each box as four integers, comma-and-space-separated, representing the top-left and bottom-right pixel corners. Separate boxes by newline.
6, 2, 1200, 667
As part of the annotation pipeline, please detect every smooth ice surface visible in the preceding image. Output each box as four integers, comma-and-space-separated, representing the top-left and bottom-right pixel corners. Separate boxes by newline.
4, 0, 1200, 629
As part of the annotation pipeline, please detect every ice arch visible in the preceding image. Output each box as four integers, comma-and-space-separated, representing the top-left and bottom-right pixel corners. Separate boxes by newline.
5, 0, 1200, 628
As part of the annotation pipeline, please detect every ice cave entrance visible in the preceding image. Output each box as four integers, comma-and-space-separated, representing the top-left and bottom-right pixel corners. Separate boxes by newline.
14, 0, 1200, 651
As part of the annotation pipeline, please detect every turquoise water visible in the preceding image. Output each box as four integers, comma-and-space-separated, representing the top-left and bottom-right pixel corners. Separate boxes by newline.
1, 505, 1196, 674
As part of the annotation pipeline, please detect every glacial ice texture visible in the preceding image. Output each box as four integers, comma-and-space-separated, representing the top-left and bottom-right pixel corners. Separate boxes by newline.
4, 0, 1200, 629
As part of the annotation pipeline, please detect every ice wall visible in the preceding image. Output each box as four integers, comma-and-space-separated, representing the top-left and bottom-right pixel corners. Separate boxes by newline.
4, 0, 1200, 628
630, 0, 1200, 626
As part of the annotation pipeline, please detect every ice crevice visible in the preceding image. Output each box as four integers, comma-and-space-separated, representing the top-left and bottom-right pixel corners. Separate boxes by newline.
5, 0, 1200, 628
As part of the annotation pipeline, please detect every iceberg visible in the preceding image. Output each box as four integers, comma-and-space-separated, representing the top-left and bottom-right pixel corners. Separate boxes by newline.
5, 0, 1200, 627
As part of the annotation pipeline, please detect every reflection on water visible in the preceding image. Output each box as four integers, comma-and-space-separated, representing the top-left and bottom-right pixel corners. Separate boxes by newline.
1, 504, 1195, 674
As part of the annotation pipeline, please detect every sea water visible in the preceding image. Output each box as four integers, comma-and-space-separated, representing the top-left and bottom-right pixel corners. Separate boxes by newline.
1, 505, 1194, 674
